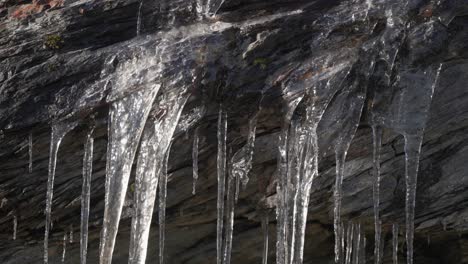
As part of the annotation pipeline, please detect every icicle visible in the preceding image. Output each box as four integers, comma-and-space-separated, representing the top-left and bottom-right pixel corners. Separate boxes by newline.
12, 214, 17, 240
81, 127, 94, 264
223, 163, 235, 264
62, 232, 67, 263
216, 106, 227, 264
392, 223, 398, 264
44, 121, 78, 264
262, 214, 269, 264
99, 86, 159, 264
345, 223, 354, 264
231, 112, 259, 203
158, 142, 172, 264
205, 0, 225, 17
28, 132, 33, 173
404, 133, 423, 264
136, 0, 143, 35
128, 89, 189, 264
276, 96, 303, 264
353, 223, 361, 264
371, 125, 383, 264
1, 198, 7, 208
427, 234, 430, 245
129, 123, 161, 264
69, 224, 74, 243
192, 128, 199, 195
361, 236, 367, 264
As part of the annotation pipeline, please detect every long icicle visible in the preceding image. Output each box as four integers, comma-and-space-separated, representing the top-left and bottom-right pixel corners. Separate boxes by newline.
223, 163, 235, 264
262, 214, 269, 264
44, 121, 77, 264
28, 132, 33, 173
158, 142, 172, 264
81, 127, 94, 264
192, 127, 200, 195
129, 122, 161, 264
99, 86, 159, 264
333, 87, 366, 264
276, 96, 303, 264
216, 105, 227, 264
392, 223, 398, 264
404, 133, 423, 264
372, 125, 383, 264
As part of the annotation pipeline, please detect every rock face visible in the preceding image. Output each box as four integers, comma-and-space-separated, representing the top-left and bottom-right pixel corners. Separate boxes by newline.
0, 0, 468, 263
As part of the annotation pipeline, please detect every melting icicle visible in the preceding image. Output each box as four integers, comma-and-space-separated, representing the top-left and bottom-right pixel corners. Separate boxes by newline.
44, 121, 78, 264
62, 232, 67, 263
216, 106, 227, 264
392, 223, 398, 264
372, 125, 383, 264
136, 0, 143, 35
12, 214, 17, 240
81, 127, 94, 264
262, 214, 269, 264
192, 128, 199, 195
28, 132, 33, 173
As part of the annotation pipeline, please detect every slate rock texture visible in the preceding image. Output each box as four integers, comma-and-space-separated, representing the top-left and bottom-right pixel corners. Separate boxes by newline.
0, 0, 468, 263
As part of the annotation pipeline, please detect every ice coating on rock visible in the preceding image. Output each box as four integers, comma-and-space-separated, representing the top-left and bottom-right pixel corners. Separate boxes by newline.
192, 128, 200, 195
217, 106, 227, 264
44, 121, 78, 264
392, 223, 398, 264
81, 127, 94, 264
99, 85, 159, 264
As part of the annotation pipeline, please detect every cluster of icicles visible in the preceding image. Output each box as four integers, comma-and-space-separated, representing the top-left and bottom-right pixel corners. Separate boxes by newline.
21, 63, 441, 264
8, 2, 446, 264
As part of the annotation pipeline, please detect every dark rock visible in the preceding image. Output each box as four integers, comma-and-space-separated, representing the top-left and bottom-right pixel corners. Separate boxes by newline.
0, 0, 467, 263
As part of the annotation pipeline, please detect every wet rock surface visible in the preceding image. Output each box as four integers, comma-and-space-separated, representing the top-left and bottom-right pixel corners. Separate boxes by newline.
0, 0, 468, 263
